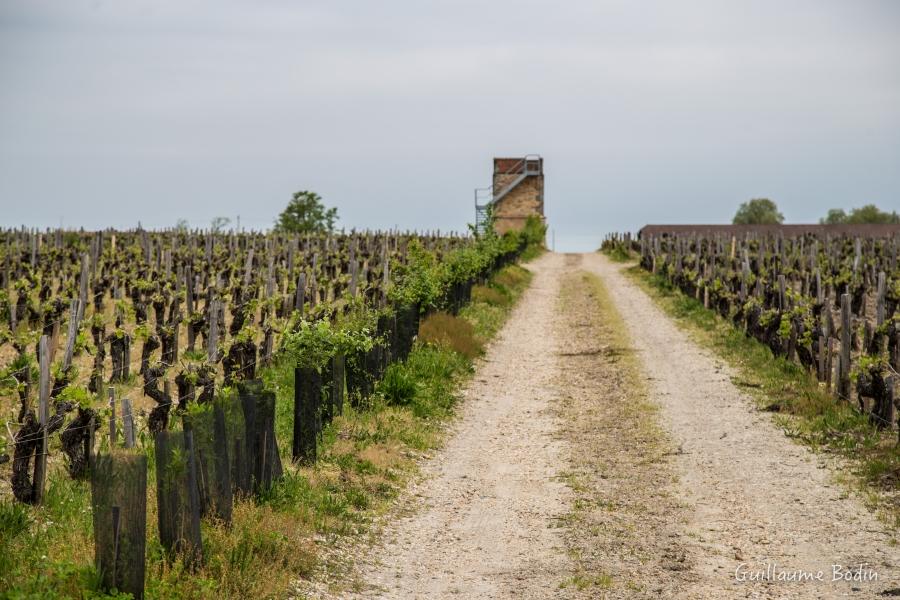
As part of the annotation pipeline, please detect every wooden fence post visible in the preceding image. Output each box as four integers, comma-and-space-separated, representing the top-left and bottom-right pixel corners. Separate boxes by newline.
122, 398, 135, 449
33, 335, 50, 505
333, 355, 345, 417
825, 337, 834, 393
108, 387, 117, 447
207, 299, 219, 363
778, 274, 786, 310
839, 293, 852, 401
293, 367, 319, 464
87, 414, 96, 472
295, 273, 306, 314
182, 423, 204, 568
185, 267, 195, 350
63, 298, 82, 369
91, 453, 147, 599
212, 404, 232, 523
817, 335, 826, 382
154, 430, 203, 567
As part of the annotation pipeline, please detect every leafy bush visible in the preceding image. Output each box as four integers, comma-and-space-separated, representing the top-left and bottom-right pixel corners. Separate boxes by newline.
389, 240, 446, 309
390, 221, 532, 312
521, 215, 547, 247
280, 318, 374, 370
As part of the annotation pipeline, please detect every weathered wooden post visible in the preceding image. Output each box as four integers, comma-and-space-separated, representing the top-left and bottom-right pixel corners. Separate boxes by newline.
322, 359, 334, 426
332, 355, 345, 417
381, 246, 391, 306
293, 367, 319, 464
243, 248, 255, 288
33, 335, 50, 505
826, 337, 834, 393
236, 380, 282, 493
185, 267, 195, 350
78, 253, 90, 321
295, 273, 306, 314
91, 453, 147, 599
108, 387, 117, 447
154, 430, 203, 567
122, 398, 135, 449
817, 335, 826, 382
190, 403, 233, 524
62, 298, 81, 369
87, 414, 96, 472
207, 298, 219, 363
212, 404, 232, 522
778, 274, 786, 310
349, 260, 359, 298
838, 293, 852, 400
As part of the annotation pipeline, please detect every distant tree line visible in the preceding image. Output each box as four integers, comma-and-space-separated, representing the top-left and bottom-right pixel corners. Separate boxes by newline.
732, 198, 898, 225
819, 205, 899, 225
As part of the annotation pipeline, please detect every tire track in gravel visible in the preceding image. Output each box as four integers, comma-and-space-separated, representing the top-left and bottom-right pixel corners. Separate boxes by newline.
551, 262, 697, 598
584, 252, 900, 599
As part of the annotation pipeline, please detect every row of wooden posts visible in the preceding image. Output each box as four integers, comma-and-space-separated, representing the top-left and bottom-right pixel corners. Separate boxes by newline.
82, 297, 422, 598
7, 298, 415, 597
89, 378, 283, 598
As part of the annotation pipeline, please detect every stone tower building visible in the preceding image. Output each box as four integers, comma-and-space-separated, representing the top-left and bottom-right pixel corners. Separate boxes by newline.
475, 155, 544, 235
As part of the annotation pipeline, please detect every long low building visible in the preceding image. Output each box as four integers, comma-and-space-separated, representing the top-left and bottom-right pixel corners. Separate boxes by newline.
638, 224, 900, 238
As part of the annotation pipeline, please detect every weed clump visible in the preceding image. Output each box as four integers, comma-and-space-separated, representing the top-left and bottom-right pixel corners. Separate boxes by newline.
600, 240, 634, 262
493, 265, 529, 290
378, 364, 419, 406
471, 285, 510, 307
418, 312, 483, 359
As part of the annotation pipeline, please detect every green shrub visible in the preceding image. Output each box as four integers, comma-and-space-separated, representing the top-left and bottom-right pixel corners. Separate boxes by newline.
519, 215, 547, 259
493, 265, 530, 290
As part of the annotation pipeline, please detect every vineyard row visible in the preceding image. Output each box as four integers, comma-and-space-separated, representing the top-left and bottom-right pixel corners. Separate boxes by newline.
613, 231, 900, 432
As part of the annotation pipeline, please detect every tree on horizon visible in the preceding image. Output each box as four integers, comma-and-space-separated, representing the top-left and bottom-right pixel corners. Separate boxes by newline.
732, 198, 784, 225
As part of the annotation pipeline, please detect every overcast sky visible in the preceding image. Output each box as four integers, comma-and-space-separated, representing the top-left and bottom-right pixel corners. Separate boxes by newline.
1, 1, 898, 250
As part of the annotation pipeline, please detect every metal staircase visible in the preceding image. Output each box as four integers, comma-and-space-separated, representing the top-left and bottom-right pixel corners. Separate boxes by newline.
474, 186, 493, 234
474, 155, 542, 234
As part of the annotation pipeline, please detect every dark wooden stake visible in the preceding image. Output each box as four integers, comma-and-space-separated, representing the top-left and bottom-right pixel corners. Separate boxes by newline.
91, 453, 147, 599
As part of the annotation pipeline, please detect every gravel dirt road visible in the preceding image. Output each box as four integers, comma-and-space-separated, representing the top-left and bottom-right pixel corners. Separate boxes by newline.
332, 253, 899, 599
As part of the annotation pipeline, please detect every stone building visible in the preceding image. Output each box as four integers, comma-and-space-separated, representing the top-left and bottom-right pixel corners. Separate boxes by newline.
475, 155, 544, 235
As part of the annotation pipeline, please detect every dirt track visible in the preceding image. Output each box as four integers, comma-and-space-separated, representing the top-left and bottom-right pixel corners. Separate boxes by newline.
337, 253, 900, 599
348, 252, 572, 599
